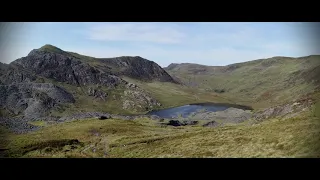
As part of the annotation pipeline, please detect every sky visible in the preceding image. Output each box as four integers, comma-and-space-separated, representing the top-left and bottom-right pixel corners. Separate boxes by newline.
0, 22, 319, 67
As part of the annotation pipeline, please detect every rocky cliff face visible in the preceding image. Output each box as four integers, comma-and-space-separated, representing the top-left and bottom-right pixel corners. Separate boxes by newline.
0, 63, 38, 84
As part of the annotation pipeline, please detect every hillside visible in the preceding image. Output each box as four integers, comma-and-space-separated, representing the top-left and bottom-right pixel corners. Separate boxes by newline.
0, 45, 229, 121
1, 45, 320, 158
165, 55, 320, 109
1, 100, 319, 158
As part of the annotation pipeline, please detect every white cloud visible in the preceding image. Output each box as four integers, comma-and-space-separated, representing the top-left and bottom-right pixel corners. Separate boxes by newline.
87, 23, 186, 44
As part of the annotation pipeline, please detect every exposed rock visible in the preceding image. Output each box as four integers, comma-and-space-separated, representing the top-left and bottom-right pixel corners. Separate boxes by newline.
167, 120, 183, 126
2, 47, 171, 113
0, 116, 40, 134
122, 88, 161, 111
253, 98, 314, 121
0, 64, 38, 84
0, 83, 74, 119
126, 83, 137, 89
122, 100, 135, 110
203, 121, 220, 127
0, 45, 180, 127
87, 87, 108, 100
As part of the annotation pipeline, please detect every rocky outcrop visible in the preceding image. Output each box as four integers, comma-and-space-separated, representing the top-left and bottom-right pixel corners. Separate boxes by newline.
167, 120, 183, 126
87, 87, 108, 101
98, 56, 177, 83
0, 83, 74, 118
0, 64, 38, 84
166, 120, 198, 126
253, 98, 314, 121
122, 83, 161, 111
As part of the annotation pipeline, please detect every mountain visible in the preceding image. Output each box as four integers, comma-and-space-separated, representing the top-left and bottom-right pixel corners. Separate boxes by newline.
1, 45, 320, 158
0, 44, 178, 119
165, 55, 320, 109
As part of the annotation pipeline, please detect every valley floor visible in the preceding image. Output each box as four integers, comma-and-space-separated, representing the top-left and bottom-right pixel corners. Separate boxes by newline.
1, 107, 319, 158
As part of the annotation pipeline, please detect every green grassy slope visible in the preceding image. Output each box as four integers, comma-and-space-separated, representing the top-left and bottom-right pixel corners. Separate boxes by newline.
166, 56, 320, 109
122, 77, 235, 109
2, 106, 319, 158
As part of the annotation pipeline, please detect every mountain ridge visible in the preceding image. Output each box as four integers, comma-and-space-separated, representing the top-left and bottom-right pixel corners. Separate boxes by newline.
164, 55, 320, 69
0, 45, 181, 119
165, 55, 320, 109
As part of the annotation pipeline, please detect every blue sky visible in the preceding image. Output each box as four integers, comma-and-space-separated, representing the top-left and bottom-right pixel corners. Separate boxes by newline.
0, 22, 319, 67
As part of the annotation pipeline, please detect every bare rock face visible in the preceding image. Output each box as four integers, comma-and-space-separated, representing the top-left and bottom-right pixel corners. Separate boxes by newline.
0, 116, 40, 134
87, 87, 108, 101
0, 64, 38, 84
0, 83, 74, 118
122, 85, 161, 111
